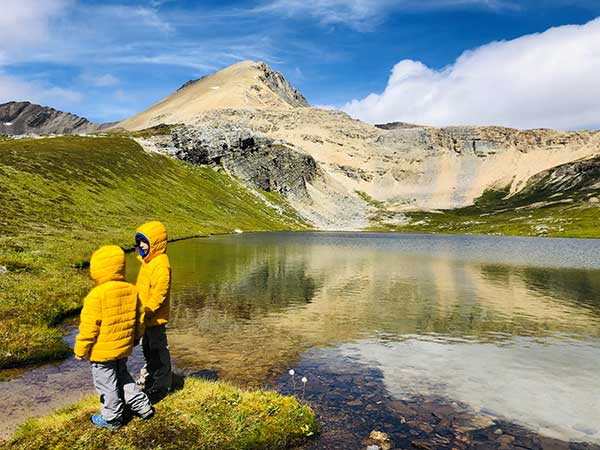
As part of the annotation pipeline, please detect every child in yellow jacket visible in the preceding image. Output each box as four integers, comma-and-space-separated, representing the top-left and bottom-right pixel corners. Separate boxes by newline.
135, 221, 173, 398
74, 245, 154, 430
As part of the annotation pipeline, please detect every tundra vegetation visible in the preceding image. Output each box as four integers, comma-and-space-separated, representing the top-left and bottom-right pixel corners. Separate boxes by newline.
5, 378, 318, 450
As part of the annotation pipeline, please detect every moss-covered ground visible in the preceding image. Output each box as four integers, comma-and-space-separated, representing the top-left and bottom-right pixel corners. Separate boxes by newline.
0, 136, 308, 369
5, 378, 318, 450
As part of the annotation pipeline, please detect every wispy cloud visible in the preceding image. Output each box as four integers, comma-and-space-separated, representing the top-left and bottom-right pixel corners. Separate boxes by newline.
0, 0, 72, 49
0, 73, 83, 107
343, 17, 600, 129
95, 4, 174, 34
255, 0, 517, 30
0, 1, 280, 70
79, 72, 120, 88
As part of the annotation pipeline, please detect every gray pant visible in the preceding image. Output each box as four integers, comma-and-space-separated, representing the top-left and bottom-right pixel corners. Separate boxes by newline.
91, 358, 153, 424
141, 325, 172, 392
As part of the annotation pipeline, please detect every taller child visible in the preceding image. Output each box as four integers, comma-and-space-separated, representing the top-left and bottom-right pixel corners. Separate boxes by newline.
135, 221, 173, 397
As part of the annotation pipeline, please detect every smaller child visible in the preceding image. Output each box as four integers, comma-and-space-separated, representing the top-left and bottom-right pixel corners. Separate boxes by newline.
74, 245, 154, 430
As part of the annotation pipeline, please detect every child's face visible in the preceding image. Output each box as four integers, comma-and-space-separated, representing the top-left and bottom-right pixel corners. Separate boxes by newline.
139, 241, 149, 253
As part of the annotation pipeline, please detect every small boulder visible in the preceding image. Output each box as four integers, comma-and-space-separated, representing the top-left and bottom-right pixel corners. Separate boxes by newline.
366, 430, 392, 450
0, 264, 8, 274
496, 434, 515, 445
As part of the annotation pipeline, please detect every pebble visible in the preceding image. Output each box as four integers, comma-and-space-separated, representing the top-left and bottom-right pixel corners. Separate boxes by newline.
347, 399, 363, 406
369, 430, 389, 441
496, 434, 515, 445
494, 428, 503, 435
368, 430, 392, 450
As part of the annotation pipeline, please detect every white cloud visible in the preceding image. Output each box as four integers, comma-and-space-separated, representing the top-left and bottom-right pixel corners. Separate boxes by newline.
0, 2, 177, 67
342, 18, 600, 129
79, 72, 120, 88
257, 0, 515, 30
0, 0, 71, 48
0, 74, 83, 107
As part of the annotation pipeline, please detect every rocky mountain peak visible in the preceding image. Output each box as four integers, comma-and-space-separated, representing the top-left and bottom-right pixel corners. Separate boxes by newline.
0, 101, 110, 135
252, 61, 309, 108
174, 61, 307, 108
116, 60, 309, 131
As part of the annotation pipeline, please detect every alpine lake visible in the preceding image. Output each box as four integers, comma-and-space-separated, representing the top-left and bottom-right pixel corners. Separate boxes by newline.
2, 232, 600, 449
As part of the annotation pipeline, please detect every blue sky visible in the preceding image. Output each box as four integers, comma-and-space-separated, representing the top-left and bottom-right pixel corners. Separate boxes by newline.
1, 0, 600, 128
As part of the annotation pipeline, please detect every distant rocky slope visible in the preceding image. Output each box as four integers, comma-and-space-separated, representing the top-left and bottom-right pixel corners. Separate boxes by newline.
113, 60, 600, 230
0, 101, 111, 135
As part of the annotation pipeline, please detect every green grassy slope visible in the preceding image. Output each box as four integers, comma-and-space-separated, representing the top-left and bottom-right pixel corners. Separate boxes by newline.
0, 136, 308, 368
5, 378, 318, 450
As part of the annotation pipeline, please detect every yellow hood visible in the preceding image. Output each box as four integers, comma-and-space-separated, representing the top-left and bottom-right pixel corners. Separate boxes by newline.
90, 245, 126, 285
136, 221, 167, 263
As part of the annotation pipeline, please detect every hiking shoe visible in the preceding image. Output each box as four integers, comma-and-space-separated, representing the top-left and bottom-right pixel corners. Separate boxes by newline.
144, 387, 168, 404
139, 407, 155, 420
90, 414, 121, 430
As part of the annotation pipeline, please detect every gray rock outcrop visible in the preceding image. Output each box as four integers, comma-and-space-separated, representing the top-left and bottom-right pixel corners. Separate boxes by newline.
153, 126, 317, 198
0, 101, 112, 135
254, 62, 309, 108
376, 125, 596, 158
520, 155, 600, 197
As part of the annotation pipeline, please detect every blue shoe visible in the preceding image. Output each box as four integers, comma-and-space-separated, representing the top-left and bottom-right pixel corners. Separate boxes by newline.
90, 414, 121, 430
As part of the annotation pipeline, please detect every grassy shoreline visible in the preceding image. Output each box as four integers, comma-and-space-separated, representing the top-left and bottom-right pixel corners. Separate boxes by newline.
4, 378, 318, 449
364, 186, 600, 238
0, 135, 308, 369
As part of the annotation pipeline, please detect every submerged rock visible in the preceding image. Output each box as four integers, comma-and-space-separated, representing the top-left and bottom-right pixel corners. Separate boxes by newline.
364, 430, 392, 450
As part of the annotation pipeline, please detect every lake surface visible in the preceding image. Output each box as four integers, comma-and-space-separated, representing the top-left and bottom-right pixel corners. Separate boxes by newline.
2, 232, 600, 447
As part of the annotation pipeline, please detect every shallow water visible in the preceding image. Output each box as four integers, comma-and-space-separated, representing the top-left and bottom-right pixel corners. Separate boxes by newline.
2, 232, 600, 445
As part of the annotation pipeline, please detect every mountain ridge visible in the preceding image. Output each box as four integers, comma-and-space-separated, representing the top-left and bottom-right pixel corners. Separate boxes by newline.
0, 101, 113, 135
3, 61, 599, 232
113, 59, 598, 230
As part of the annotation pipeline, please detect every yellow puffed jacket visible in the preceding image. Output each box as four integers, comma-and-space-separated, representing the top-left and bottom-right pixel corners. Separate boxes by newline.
135, 221, 171, 328
74, 245, 144, 362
